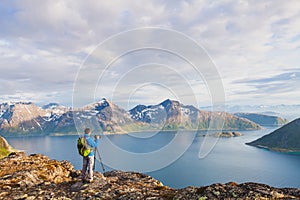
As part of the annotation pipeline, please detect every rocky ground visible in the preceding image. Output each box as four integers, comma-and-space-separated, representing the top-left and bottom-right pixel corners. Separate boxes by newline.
0, 152, 299, 200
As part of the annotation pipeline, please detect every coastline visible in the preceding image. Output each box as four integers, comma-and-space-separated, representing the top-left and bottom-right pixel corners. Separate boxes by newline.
1, 127, 263, 137
245, 143, 300, 154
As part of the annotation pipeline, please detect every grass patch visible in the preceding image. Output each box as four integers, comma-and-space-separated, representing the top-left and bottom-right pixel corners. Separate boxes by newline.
0, 147, 11, 159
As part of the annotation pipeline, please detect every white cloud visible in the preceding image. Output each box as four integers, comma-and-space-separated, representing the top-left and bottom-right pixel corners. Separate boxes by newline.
0, 0, 299, 107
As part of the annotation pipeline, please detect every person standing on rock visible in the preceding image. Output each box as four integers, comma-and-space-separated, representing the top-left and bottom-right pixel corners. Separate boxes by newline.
82, 128, 100, 183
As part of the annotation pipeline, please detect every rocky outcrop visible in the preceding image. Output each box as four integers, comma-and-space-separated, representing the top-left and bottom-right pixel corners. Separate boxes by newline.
0, 152, 299, 199
213, 131, 242, 137
234, 112, 288, 126
247, 118, 300, 152
0, 136, 16, 159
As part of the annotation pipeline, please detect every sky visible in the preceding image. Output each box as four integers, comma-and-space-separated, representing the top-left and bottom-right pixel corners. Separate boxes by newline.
0, 0, 300, 108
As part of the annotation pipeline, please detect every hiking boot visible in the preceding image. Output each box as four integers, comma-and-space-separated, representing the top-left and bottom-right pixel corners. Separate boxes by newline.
83, 179, 93, 183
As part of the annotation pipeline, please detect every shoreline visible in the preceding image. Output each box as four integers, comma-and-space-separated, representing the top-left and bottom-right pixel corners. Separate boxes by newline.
1, 127, 264, 138
246, 143, 300, 154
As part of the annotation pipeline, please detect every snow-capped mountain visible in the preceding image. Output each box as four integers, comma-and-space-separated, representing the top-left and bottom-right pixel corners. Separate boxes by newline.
42, 103, 70, 123
40, 98, 136, 134
42, 103, 61, 110
130, 99, 261, 130
0, 102, 46, 134
0, 98, 262, 135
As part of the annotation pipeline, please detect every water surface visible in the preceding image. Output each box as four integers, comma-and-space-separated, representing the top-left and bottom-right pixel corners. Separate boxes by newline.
6, 128, 300, 188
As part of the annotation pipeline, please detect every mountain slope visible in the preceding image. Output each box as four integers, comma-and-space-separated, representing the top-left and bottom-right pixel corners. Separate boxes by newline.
130, 99, 261, 131
246, 118, 300, 152
201, 104, 300, 121
0, 102, 47, 134
234, 112, 288, 126
0, 99, 137, 135
49, 98, 136, 134
0, 99, 261, 135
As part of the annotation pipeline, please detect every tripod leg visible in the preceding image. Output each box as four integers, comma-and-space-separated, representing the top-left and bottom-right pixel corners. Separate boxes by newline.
93, 148, 96, 171
96, 148, 106, 173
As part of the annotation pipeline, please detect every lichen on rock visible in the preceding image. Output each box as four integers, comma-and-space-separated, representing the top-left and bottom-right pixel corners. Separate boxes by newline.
0, 136, 17, 159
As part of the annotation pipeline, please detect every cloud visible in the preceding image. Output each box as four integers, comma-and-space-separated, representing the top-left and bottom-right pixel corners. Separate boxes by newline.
234, 70, 300, 92
230, 69, 300, 104
0, 0, 300, 107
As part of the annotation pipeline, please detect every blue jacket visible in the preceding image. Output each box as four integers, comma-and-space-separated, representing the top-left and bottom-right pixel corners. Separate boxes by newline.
84, 134, 100, 156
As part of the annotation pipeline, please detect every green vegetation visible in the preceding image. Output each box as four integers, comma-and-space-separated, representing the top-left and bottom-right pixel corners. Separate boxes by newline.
223, 118, 261, 130
121, 123, 157, 133
163, 123, 179, 130
0, 147, 10, 159
0, 136, 15, 159
247, 118, 300, 152
234, 113, 288, 126
197, 122, 210, 130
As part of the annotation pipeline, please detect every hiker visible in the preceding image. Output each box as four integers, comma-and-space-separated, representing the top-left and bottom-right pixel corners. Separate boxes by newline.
81, 128, 100, 183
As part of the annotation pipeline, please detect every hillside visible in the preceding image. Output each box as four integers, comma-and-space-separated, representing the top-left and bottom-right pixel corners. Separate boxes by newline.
202, 104, 300, 121
234, 112, 288, 126
246, 118, 300, 152
0, 152, 299, 199
130, 99, 261, 131
0, 102, 46, 134
0, 99, 136, 135
0, 136, 16, 159
48, 99, 137, 134
0, 99, 261, 135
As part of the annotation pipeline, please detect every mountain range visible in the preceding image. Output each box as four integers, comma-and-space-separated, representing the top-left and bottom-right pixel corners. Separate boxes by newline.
0, 98, 262, 135
130, 99, 261, 131
201, 104, 300, 121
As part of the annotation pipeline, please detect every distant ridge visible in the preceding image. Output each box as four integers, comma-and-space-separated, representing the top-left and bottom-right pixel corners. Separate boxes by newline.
201, 104, 300, 121
246, 118, 300, 152
234, 112, 288, 127
0, 99, 261, 135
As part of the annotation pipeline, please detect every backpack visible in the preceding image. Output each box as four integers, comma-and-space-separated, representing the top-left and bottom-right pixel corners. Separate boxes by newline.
77, 137, 91, 157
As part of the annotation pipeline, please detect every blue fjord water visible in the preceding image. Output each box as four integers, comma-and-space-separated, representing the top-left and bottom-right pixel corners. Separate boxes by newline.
6, 128, 300, 189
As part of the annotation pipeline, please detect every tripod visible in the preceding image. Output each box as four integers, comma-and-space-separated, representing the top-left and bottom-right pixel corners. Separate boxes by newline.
94, 147, 106, 173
